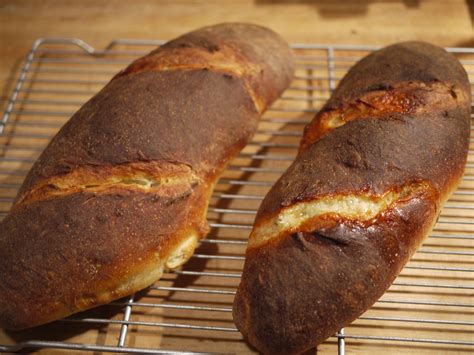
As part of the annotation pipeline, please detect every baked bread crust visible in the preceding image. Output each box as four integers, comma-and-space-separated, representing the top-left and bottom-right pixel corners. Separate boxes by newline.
233, 42, 470, 354
0, 23, 294, 330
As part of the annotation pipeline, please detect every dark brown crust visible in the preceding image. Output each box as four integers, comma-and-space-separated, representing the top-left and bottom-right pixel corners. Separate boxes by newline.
324, 41, 470, 110
18, 69, 258, 199
0, 23, 294, 329
256, 108, 469, 222
0, 186, 209, 329
119, 22, 294, 112
18, 23, 294, 200
235, 190, 437, 354
300, 81, 466, 148
234, 41, 471, 354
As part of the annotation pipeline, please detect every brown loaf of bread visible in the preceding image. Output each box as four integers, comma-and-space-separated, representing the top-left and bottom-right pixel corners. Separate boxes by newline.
0, 23, 294, 329
233, 42, 471, 354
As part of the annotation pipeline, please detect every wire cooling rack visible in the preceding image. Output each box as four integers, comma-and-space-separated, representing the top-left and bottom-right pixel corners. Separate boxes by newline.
0, 39, 473, 354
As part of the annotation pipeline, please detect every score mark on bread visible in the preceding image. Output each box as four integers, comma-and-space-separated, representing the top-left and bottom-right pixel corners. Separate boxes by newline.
301, 81, 467, 148
249, 181, 432, 249
15, 161, 200, 206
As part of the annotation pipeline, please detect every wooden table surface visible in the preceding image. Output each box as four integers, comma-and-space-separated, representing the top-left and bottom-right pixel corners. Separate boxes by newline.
0, 1, 473, 354
0, 0, 473, 103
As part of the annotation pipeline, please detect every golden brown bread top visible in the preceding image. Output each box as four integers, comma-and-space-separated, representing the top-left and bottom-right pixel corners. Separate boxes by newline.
234, 41, 471, 354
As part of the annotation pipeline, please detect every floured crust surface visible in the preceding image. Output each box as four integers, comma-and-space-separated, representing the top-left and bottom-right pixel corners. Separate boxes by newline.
233, 41, 471, 354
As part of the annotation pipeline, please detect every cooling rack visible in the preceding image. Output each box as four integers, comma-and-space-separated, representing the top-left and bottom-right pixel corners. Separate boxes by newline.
0, 38, 473, 354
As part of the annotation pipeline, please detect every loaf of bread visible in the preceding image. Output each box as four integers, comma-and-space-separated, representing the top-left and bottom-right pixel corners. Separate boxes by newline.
0, 23, 294, 329
233, 42, 470, 354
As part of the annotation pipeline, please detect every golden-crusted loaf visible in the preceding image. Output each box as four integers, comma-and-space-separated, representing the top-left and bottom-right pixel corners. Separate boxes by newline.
0, 23, 294, 329
233, 42, 471, 354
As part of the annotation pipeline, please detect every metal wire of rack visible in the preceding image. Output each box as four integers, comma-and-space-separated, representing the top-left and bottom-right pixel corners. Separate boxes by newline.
0, 38, 473, 354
